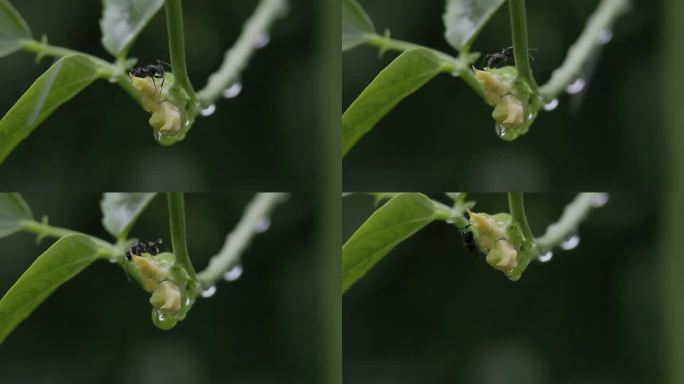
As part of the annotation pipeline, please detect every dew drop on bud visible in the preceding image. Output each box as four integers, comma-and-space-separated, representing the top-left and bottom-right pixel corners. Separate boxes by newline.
596, 29, 613, 45
543, 98, 559, 111
560, 234, 580, 250
222, 82, 243, 98
591, 193, 609, 207
223, 265, 244, 282
200, 104, 216, 117
566, 78, 586, 94
495, 123, 507, 139
253, 32, 270, 48
254, 217, 271, 233
201, 285, 217, 298
538, 251, 553, 263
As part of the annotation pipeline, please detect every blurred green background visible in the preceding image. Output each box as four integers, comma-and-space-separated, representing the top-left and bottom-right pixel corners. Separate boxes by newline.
343, 193, 664, 383
343, 0, 663, 191
0, 0, 323, 191
0, 193, 326, 383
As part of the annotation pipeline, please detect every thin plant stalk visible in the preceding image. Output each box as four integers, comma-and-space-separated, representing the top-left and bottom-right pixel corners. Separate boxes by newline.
166, 193, 197, 281
507, 0, 538, 92
165, 0, 196, 99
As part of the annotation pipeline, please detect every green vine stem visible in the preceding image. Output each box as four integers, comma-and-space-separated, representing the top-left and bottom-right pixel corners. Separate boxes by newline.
166, 193, 197, 281
507, 193, 536, 244
539, 0, 630, 100
20, 39, 143, 107
196, 0, 288, 107
197, 193, 289, 288
363, 33, 485, 100
507, 0, 539, 92
20, 219, 116, 254
165, 0, 196, 100
535, 193, 602, 251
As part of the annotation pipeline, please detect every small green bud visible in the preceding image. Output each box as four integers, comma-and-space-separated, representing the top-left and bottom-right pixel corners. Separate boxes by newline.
127, 249, 199, 330
473, 67, 540, 141
467, 211, 534, 281
130, 74, 196, 146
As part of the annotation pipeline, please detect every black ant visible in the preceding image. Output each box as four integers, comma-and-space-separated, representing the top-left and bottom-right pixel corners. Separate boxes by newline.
126, 239, 169, 261
129, 60, 172, 94
482, 47, 535, 69
460, 211, 483, 256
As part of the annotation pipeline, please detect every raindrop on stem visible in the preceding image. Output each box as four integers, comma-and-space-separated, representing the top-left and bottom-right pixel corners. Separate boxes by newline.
253, 32, 270, 48
223, 265, 244, 282
560, 234, 580, 250
566, 78, 586, 94
591, 193, 609, 208
200, 104, 216, 117
222, 82, 243, 98
201, 285, 217, 298
254, 217, 271, 233
543, 98, 559, 111
596, 29, 613, 45
538, 251, 553, 263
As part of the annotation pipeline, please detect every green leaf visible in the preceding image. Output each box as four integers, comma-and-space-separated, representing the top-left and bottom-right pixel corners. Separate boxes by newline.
101, 193, 156, 238
342, 0, 375, 51
0, 193, 32, 238
443, 0, 506, 51
0, 0, 31, 57
342, 193, 436, 293
100, 0, 164, 57
0, 55, 101, 165
342, 48, 443, 157
0, 234, 100, 344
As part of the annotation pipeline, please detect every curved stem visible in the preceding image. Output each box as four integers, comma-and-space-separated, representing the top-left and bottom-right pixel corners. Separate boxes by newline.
539, 0, 630, 100
508, 0, 539, 92
507, 192, 535, 242
197, 193, 288, 288
167, 193, 197, 281
363, 33, 485, 100
20, 219, 115, 252
535, 193, 601, 251
196, 0, 288, 107
20, 39, 144, 108
165, 0, 196, 99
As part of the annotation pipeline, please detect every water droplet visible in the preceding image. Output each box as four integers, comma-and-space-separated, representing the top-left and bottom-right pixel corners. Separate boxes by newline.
446, 218, 455, 224
157, 311, 167, 321
566, 78, 586, 95
253, 32, 270, 48
591, 193, 609, 207
560, 234, 580, 250
538, 251, 553, 263
222, 82, 242, 98
201, 285, 217, 298
200, 104, 216, 117
223, 265, 244, 282
543, 98, 559, 111
152, 309, 177, 330
596, 29, 613, 45
254, 217, 271, 233
495, 123, 507, 139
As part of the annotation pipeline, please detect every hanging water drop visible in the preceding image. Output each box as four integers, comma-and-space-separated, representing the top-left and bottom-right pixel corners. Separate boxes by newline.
560, 234, 580, 250
495, 123, 507, 139
566, 78, 586, 94
200, 104, 216, 117
151, 309, 177, 330
223, 265, 244, 282
253, 32, 270, 48
201, 285, 217, 298
538, 251, 553, 263
222, 82, 243, 98
596, 29, 613, 45
254, 217, 271, 233
543, 98, 559, 111
591, 193, 609, 207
